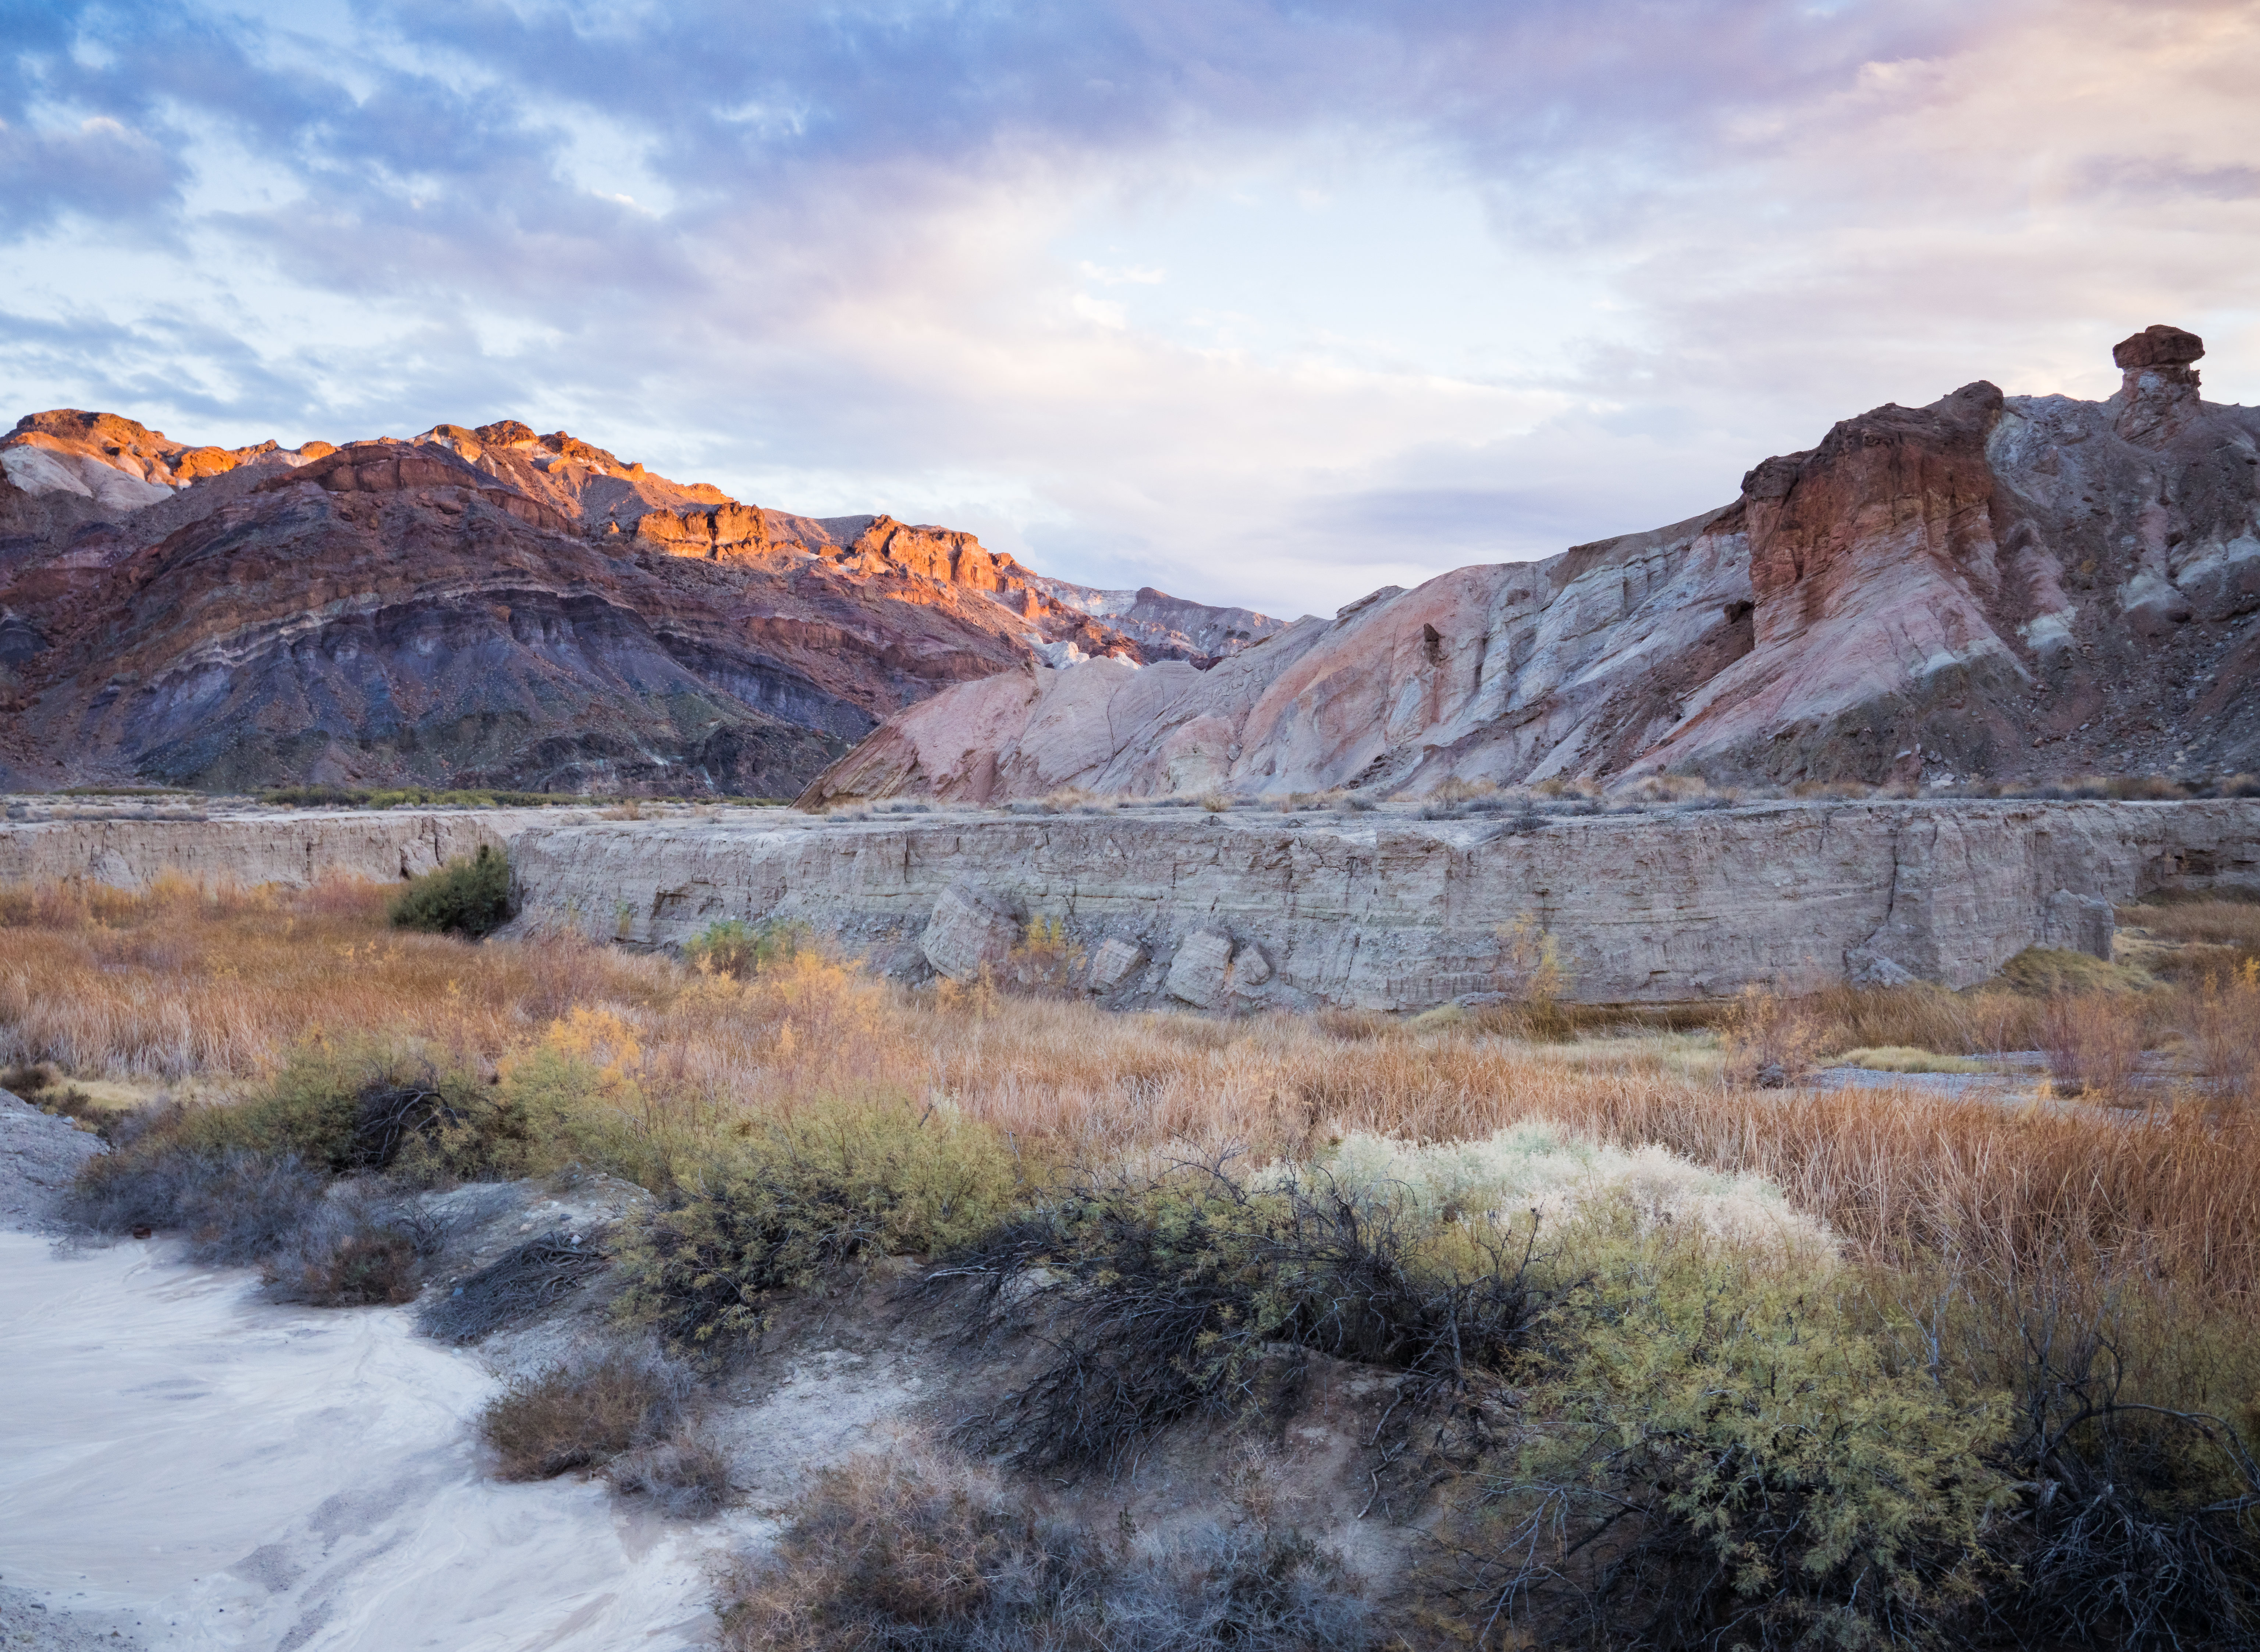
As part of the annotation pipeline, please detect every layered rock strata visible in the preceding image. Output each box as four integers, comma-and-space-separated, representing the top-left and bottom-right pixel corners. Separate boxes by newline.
804, 326, 2260, 804
0, 413, 1263, 796
6, 799, 2250, 1008
502, 800, 2260, 1008
0, 809, 570, 890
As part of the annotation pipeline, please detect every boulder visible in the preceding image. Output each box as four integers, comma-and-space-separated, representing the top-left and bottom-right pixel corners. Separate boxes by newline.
2041, 889, 2115, 960
1087, 936, 1148, 994
1844, 948, 1919, 989
1165, 929, 1237, 1008
921, 884, 1022, 981
2112, 324, 2204, 371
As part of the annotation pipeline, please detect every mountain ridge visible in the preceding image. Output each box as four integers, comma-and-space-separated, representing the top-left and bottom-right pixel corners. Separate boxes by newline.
801, 325, 2260, 804
0, 410, 1286, 794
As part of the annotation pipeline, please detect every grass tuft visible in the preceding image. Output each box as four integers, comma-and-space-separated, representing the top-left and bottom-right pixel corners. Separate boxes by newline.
479, 1348, 690, 1481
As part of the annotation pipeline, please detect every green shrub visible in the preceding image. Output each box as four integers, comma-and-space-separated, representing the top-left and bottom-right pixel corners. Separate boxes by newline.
615, 1098, 1021, 1356
683, 918, 810, 979
388, 845, 514, 938
1888, 1252, 2260, 1649
1445, 1207, 2010, 1651
66, 1042, 496, 1262
180, 1041, 489, 1175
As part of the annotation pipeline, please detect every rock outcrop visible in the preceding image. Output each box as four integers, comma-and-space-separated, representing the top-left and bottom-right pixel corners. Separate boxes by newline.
8, 799, 2253, 1007
503, 799, 2259, 1007
0, 412, 1263, 796
0, 808, 569, 889
802, 328, 2260, 804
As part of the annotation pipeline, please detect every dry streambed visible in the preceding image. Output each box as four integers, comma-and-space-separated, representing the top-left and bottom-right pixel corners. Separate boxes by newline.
0, 1236, 768, 1651
0, 1106, 832, 1652
0, 1107, 1405, 1652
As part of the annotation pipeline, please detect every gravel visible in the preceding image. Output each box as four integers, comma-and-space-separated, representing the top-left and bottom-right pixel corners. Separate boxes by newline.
0, 1581, 146, 1651
0, 1089, 105, 1233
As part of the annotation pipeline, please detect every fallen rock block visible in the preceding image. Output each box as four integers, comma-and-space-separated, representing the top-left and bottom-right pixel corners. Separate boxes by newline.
2041, 889, 2115, 960
921, 884, 1021, 981
1166, 929, 1236, 1008
1087, 936, 1148, 994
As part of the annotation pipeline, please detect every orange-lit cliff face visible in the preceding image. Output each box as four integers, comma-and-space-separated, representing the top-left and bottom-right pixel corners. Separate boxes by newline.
0, 410, 1279, 794
803, 327, 2260, 805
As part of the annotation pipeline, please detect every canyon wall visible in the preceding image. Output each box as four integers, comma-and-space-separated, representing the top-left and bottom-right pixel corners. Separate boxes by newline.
507, 800, 2260, 1008
0, 809, 575, 890
7, 800, 2252, 1009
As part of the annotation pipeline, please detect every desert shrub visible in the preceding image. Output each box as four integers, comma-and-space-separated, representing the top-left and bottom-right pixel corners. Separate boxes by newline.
161, 1041, 491, 1177
1442, 1207, 2009, 1652
420, 1228, 610, 1344
261, 1187, 448, 1305
607, 1429, 732, 1519
1001, 914, 1083, 997
1200, 791, 1232, 812
1474, 915, 1573, 1039
2186, 960, 2260, 1108
65, 1145, 328, 1262
1996, 945, 2154, 997
1802, 981, 2044, 1058
615, 1097, 1021, 1355
2041, 992, 2146, 1101
1856, 1232, 2260, 1650
2124, 894, 2260, 942
479, 1347, 691, 1480
1317, 1006, 1396, 1041
263, 785, 572, 809
931, 1152, 1539, 1474
1, 1061, 115, 1133
1317, 1123, 1834, 1255
1720, 985, 1826, 1086
388, 845, 513, 938
1, 1059, 56, 1098
716, 1439, 1370, 1652
684, 917, 809, 979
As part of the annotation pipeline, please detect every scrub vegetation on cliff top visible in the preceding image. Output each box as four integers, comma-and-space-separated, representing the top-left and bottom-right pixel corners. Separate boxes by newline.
6, 871, 2260, 1647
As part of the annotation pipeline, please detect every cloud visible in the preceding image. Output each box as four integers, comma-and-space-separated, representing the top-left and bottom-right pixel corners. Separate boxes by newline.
0, 0, 2255, 614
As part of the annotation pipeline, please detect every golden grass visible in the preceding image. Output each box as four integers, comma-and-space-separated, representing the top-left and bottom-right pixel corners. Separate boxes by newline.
6, 875, 2260, 1313
2121, 896, 2260, 952
1834, 1046, 1991, 1074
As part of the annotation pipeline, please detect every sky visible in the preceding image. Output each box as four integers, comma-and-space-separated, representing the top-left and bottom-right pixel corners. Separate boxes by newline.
2, 1, 2256, 617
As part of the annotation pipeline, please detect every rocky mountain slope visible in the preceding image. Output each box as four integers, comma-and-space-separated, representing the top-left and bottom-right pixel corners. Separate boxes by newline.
0, 412, 1280, 795
805, 326, 2260, 804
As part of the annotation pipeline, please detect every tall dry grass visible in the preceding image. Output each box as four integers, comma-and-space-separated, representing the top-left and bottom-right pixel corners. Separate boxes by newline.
6, 874, 2257, 1310
0, 873, 675, 1081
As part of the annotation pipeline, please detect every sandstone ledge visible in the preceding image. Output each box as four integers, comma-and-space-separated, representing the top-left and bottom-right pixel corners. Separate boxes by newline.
509, 800, 2259, 1009
0, 807, 590, 891
3, 800, 2250, 1010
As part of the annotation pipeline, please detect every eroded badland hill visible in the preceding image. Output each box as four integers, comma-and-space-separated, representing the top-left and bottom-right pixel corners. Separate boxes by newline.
0, 413, 1283, 796
808, 325, 2260, 805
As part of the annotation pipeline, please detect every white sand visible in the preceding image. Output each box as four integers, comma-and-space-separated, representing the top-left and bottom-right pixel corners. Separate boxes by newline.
0, 1232, 771, 1650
